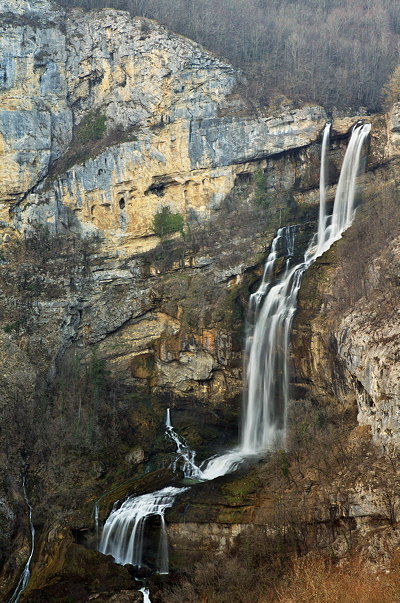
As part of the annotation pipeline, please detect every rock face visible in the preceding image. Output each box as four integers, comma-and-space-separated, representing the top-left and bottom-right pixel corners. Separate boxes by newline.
0, 0, 326, 244
292, 123, 400, 448
0, 0, 329, 408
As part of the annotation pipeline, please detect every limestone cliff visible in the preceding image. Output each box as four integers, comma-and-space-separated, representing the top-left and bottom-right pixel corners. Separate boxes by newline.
0, 0, 329, 413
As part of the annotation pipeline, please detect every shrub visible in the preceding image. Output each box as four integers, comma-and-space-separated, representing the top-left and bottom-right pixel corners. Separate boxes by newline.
3, 319, 25, 334
76, 111, 107, 144
152, 206, 184, 237
254, 169, 269, 209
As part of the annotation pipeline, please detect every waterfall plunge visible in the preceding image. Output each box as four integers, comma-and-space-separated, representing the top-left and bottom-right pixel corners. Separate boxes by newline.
240, 122, 371, 454
99, 486, 188, 574
98, 122, 370, 575
316, 123, 331, 255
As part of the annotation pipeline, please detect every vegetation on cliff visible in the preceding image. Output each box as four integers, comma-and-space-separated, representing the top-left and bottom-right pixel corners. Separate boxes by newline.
162, 399, 400, 602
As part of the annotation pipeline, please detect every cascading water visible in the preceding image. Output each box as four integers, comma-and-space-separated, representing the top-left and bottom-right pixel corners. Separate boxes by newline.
316, 123, 331, 255
320, 123, 371, 253
139, 586, 152, 602
98, 122, 371, 579
240, 123, 371, 454
165, 409, 203, 479
99, 486, 188, 574
165, 410, 243, 481
8, 476, 35, 603
94, 500, 100, 540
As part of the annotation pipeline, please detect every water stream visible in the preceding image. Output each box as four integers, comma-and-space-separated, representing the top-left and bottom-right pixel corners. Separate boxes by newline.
165, 408, 203, 479
316, 122, 331, 254
8, 476, 35, 603
97, 122, 371, 583
139, 586, 151, 602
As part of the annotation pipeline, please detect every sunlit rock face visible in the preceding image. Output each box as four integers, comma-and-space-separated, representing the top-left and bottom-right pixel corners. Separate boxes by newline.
0, 0, 70, 206
0, 0, 327, 247
386, 102, 400, 158
0, 0, 330, 410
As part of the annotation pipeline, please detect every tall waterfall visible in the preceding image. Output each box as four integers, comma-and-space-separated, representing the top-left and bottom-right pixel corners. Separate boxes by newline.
98, 122, 371, 577
240, 225, 302, 453
240, 122, 371, 454
317, 123, 331, 254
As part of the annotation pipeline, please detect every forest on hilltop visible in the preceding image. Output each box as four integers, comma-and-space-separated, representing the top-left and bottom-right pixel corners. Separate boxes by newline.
58, 0, 400, 112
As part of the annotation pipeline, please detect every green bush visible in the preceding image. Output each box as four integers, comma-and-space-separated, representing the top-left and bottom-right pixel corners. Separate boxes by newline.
3, 319, 25, 334
254, 169, 270, 209
153, 206, 184, 237
76, 111, 107, 144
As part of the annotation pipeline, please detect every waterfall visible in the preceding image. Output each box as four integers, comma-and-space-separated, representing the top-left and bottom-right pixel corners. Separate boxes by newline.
164, 409, 203, 479
97, 407, 202, 575
240, 226, 303, 453
98, 122, 371, 576
8, 476, 35, 603
99, 486, 188, 573
97, 408, 239, 572
140, 586, 152, 602
317, 123, 331, 255
240, 122, 371, 454
323, 123, 371, 251
94, 500, 100, 541
165, 410, 242, 480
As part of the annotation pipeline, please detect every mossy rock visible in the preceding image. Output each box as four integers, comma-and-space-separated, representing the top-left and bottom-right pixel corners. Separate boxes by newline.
220, 468, 262, 506
93, 466, 177, 522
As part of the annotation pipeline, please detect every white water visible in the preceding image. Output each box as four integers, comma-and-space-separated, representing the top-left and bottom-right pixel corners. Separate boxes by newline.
99, 486, 187, 573
140, 586, 152, 602
317, 123, 331, 255
8, 476, 35, 603
94, 500, 100, 539
97, 409, 239, 574
98, 122, 371, 577
199, 450, 245, 480
165, 409, 203, 479
240, 123, 371, 454
241, 226, 304, 453
319, 123, 371, 254
165, 409, 243, 481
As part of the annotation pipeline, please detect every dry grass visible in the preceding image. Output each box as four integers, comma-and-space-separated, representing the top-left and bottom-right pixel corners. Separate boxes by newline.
162, 552, 400, 603
275, 554, 400, 603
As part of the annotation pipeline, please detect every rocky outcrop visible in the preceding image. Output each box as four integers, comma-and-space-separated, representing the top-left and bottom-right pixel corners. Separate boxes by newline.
292, 115, 400, 448
0, 0, 327, 246
386, 102, 400, 158
335, 230, 400, 446
0, 0, 332, 412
